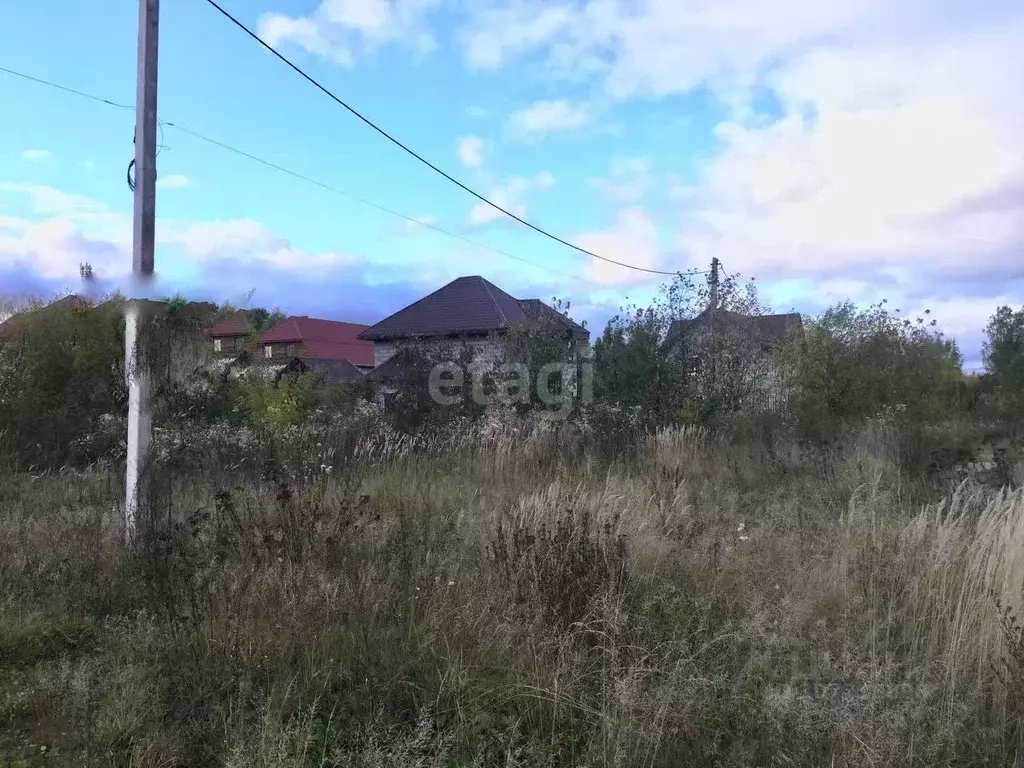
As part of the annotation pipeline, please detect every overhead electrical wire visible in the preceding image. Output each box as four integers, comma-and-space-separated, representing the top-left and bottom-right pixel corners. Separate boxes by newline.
0, 65, 585, 283
200, 0, 689, 278
0, 65, 134, 110
160, 121, 593, 284
0, 63, 711, 284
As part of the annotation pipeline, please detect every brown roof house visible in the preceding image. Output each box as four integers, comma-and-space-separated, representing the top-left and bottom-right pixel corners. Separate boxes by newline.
206, 310, 261, 358
259, 316, 374, 371
360, 276, 590, 416
203, 311, 375, 384
664, 307, 803, 412
360, 275, 588, 370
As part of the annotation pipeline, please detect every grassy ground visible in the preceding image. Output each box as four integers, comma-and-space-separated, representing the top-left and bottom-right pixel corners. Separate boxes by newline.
1, 417, 1023, 766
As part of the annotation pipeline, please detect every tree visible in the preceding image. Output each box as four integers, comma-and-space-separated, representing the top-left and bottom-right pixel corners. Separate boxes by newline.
782, 300, 964, 439
249, 308, 287, 333
593, 306, 685, 420
0, 296, 125, 466
983, 305, 1024, 407
592, 267, 770, 424
500, 298, 588, 414
662, 268, 766, 321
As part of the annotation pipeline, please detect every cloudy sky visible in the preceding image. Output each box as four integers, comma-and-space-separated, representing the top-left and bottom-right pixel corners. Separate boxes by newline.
2, 0, 1022, 367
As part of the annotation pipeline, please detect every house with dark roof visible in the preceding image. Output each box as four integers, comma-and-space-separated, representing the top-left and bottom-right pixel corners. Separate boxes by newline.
664, 308, 802, 353
664, 307, 803, 411
259, 316, 375, 372
359, 275, 588, 371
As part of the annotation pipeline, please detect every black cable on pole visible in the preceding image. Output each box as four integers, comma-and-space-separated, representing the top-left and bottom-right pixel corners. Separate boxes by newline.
200, 0, 685, 278
0, 65, 133, 110
161, 121, 601, 284
0, 62, 712, 283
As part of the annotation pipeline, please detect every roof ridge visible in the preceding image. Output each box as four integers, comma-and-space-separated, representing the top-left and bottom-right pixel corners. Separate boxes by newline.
363, 277, 471, 338
477, 276, 508, 326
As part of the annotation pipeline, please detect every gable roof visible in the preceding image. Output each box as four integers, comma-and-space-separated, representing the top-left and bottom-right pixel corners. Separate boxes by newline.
364, 346, 420, 383
665, 308, 802, 352
206, 310, 256, 338
359, 275, 589, 342
260, 316, 374, 367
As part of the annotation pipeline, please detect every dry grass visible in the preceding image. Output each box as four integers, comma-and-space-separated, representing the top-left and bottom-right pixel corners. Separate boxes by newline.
1, 417, 1023, 766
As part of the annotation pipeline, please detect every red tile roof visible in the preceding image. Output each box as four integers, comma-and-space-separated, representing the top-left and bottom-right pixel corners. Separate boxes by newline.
260, 316, 374, 367
206, 311, 255, 338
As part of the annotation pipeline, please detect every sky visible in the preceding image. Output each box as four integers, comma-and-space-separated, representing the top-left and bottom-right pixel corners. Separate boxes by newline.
1, 0, 1022, 369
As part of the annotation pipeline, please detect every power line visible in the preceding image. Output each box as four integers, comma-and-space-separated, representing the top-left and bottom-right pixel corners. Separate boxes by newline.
0, 65, 133, 110
161, 122, 592, 284
199, 0, 685, 278
0, 63, 712, 283
0, 65, 591, 284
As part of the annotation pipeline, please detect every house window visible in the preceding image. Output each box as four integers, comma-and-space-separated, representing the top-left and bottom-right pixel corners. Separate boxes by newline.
233, 335, 244, 351
264, 345, 273, 359
286, 343, 296, 357
213, 338, 222, 353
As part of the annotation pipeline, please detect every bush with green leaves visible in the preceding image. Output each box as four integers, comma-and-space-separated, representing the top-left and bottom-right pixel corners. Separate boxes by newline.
0, 297, 125, 467
593, 268, 769, 427
781, 301, 964, 441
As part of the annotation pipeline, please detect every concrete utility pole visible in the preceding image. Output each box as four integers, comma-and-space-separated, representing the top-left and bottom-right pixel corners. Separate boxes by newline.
709, 257, 720, 311
125, 0, 159, 541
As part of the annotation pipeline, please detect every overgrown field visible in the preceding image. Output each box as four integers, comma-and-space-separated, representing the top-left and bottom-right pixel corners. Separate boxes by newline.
2, 415, 1024, 767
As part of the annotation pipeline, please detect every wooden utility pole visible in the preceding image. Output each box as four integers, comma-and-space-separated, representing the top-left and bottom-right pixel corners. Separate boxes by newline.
125, 0, 159, 541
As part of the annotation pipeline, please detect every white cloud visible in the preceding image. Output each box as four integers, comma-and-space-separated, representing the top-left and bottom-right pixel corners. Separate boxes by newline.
161, 219, 360, 271
0, 218, 126, 280
20, 149, 54, 163
576, 207, 665, 286
466, 175, 529, 227
458, 0, 1014, 103
462, 3, 574, 70
156, 174, 189, 189
591, 156, 652, 205
676, 23, 1024, 291
0, 215, 27, 232
506, 99, 591, 140
457, 135, 484, 168
259, 13, 352, 64
456, 0, 1023, 308
535, 171, 555, 188
0, 182, 128, 246
258, 0, 442, 64
0, 184, 363, 282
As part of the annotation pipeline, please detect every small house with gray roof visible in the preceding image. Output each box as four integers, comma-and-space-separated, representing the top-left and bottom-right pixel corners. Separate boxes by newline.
664, 307, 803, 412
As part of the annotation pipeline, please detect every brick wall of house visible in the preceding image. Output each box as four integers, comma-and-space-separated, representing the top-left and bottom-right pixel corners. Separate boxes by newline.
373, 337, 502, 368
261, 340, 304, 361
212, 334, 251, 358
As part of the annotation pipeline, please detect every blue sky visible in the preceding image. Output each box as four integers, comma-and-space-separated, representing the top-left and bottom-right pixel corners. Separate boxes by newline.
2, 0, 1023, 368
